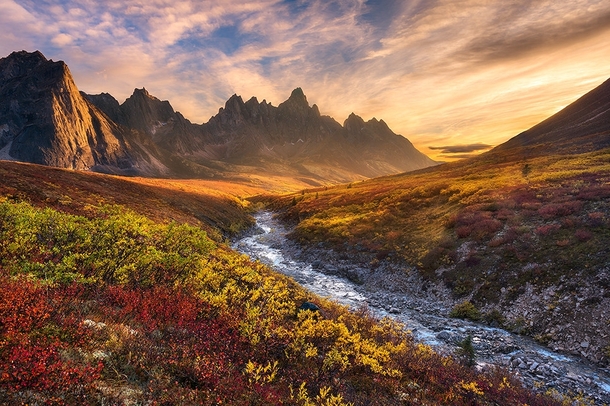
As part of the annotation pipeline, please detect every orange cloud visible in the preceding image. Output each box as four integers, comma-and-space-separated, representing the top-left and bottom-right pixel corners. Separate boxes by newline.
1, 0, 609, 162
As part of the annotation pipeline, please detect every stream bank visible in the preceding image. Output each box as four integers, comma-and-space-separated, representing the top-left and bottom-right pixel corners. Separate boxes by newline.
233, 211, 610, 404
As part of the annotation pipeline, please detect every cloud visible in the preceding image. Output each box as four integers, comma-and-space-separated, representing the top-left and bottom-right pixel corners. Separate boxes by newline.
51, 33, 74, 46
429, 143, 493, 154
452, 1, 610, 67
2, 0, 610, 161
437, 153, 482, 160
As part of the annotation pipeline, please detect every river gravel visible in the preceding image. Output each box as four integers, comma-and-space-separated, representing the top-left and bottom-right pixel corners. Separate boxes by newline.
233, 211, 610, 404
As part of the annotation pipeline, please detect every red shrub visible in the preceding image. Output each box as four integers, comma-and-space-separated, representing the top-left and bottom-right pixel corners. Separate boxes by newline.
2, 340, 101, 392
455, 211, 489, 226
574, 229, 593, 242
577, 185, 610, 201
495, 208, 514, 220
587, 211, 605, 227
456, 225, 472, 238
470, 219, 503, 240
535, 224, 560, 236
0, 275, 50, 335
101, 285, 203, 332
0, 278, 102, 402
538, 201, 583, 219
511, 189, 537, 205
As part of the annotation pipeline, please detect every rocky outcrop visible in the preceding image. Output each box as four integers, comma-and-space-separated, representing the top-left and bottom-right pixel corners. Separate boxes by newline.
498, 270, 610, 365
0, 51, 167, 176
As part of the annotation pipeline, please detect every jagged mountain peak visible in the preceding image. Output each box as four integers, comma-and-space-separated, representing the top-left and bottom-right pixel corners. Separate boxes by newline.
9, 49, 47, 60
135, 87, 149, 95
345, 112, 365, 127
245, 96, 259, 105
344, 114, 389, 132
277, 88, 315, 119
224, 94, 246, 111
82, 92, 123, 124
123, 88, 175, 114
288, 87, 307, 103
0, 50, 49, 77
128, 87, 160, 102
119, 88, 180, 141
0, 50, 163, 175
1, 50, 73, 92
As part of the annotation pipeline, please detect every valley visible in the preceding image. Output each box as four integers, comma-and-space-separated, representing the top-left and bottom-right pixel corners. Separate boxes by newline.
234, 210, 610, 403
1, 47, 610, 404
0, 163, 566, 405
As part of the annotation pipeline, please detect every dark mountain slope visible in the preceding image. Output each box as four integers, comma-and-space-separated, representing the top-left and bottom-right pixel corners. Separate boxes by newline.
0, 51, 166, 176
492, 77, 610, 156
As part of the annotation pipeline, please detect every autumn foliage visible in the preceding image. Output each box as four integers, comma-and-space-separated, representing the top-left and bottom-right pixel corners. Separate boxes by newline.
0, 196, 562, 405
270, 148, 610, 305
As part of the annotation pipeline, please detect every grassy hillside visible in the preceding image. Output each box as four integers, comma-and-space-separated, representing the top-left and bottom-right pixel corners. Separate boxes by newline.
267, 147, 610, 361
0, 161, 257, 239
0, 163, 562, 405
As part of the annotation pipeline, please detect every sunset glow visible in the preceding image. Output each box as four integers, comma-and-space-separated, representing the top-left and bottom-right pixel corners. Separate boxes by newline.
2, 0, 609, 160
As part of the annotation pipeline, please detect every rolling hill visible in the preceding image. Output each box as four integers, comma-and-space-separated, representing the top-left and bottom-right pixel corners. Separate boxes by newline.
492, 77, 610, 156
0, 159, 560, 405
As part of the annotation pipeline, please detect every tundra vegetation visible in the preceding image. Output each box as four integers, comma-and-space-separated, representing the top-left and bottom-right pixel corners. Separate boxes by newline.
0, 184, 564, 404
271, 148, 610, 310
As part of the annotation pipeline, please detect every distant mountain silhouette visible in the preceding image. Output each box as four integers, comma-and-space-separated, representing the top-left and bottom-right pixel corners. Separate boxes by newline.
0, 50, 442, 181
87, 85, 438, 181
491, 78, 610, 157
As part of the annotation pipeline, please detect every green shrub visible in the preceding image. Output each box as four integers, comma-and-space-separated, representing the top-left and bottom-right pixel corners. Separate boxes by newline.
456, 335, 476, 367
449, 301, 481, 321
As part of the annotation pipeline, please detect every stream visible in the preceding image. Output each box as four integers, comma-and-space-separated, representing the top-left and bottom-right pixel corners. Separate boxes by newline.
233, 211, 610, 404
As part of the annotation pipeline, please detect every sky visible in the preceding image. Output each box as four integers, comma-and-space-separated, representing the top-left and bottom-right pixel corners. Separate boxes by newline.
1, 0, 610, 161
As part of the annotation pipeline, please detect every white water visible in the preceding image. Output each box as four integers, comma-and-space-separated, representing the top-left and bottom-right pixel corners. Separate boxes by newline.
234, 213, 367, 309
233, 211, 610, 403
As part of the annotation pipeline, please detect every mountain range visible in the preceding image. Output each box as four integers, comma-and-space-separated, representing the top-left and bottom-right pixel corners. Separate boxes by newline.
2, 50, 610, 404
0, 50, 437, 183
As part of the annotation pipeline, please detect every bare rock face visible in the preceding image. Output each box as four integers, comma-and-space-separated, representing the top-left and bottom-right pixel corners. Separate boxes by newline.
81, 92, 125, 124
87, 88, 210, 155
2, 50, 438, 181
0, 51, 166, 175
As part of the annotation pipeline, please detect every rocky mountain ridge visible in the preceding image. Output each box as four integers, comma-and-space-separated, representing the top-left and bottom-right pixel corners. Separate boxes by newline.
0, 50, 438, 182
0, 51, 167, 176
86, 85, 438, 182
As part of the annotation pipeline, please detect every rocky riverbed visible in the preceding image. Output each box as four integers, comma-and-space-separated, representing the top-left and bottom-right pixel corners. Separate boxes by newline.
233, 211, 610, 404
